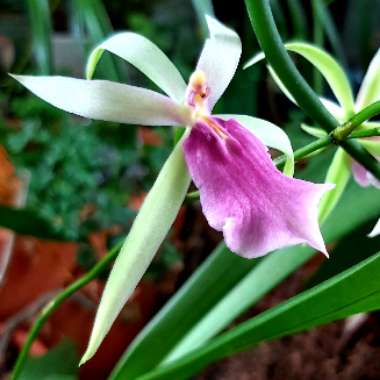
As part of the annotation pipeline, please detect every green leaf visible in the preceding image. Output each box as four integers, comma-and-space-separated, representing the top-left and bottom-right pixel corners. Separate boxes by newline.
217, 114, 295, 176
245, 42, 355, 116
0, 204, 72, 241
86, 32, 187, 102
110, 180, 380, 380
27, 0, 53, 74
301, 124, 328, 139
80, 137, 191, 365
73, 0, 120, 81
109, 244, 254, 380
138, 251, 380, 380
19, 340, 77, 380
318, 148, 351, 223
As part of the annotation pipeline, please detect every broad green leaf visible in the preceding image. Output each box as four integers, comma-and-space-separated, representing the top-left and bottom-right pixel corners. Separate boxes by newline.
356, 46, 380, 109
139, 251, 380, 380
19, 340, 77, 380
80, 137, 191, 364
27, 0, 53, 74
301, 124, 328, 138
0, 204, 71, 241
217, 114, 295, 176
86, 33, 187, 102
110, 180, 380, 380
318, 148, 351, 223
245, 42, 355, 116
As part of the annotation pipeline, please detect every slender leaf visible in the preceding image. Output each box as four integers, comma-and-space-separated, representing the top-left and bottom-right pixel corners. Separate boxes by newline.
301, 124, 328, 139
139, 251, 380, 380
80, 137, 191, 364
27, 0, 53, 74
73, 0, 120, 81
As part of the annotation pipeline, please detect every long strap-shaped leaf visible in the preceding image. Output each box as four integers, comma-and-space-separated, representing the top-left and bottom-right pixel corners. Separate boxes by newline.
80, 137, 191, 364
27, 0, 53, 74
72, 0, 121, 81
138, 250, 380, 380
109, 181, 380, 380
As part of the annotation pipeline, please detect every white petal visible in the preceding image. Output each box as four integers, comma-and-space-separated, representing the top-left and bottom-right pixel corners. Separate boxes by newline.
80, 135, 191, 364
369, 218, 380, 238
196, 16, 241, 110
86, 32, 187, 102
11, 75, 191, 126
217, 114, 295, 176
356, 47, 380, 109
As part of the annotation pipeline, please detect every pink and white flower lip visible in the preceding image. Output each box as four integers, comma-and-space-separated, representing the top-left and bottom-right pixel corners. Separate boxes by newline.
11, 16, 331, 258
183, 116, 332, 258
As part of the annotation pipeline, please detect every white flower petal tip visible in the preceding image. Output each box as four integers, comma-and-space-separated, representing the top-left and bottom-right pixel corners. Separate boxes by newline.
85, 32, 187, 102
196, 16, 242, 110
368, 218, 380, 238
10, 74, 192, 126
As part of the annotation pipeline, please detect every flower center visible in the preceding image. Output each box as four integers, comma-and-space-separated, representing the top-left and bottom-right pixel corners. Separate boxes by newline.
186, 70, 209, 115
186, 70, 227, 140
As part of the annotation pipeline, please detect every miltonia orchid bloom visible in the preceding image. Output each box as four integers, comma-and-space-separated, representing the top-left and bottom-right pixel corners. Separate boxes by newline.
245, 42, 380, 237
11, 17, 331, 258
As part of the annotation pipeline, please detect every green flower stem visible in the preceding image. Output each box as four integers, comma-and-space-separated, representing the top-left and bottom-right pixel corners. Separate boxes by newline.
274, 135, 332, 167
10, 241, 123, 380
349, 128, 380, 139
244, 0, 380, 180
350, 101, 380, 129
333, 101, 380, 141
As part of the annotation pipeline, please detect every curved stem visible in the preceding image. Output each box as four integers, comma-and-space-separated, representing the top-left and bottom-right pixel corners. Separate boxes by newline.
244, 0, 380, 180
10, 241, 123, 380
333, 101, 380, 140
349, 128, 380, 139
274, 135, 332, 166
350, 101, 380, 128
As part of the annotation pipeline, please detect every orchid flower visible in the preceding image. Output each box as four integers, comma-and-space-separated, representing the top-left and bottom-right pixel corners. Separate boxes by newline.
245, 42, 380, 236
11, 17, 331, 361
